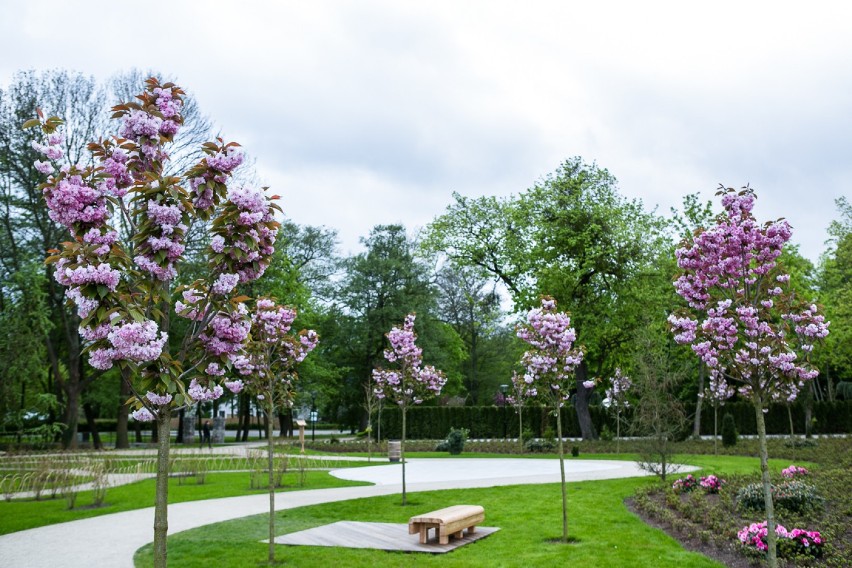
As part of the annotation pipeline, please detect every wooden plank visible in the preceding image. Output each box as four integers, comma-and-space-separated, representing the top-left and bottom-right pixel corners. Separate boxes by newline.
271, 521, 500, 554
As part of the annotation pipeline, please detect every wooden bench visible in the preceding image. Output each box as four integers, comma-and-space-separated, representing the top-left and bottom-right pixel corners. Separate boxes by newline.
408, 505, 485, 545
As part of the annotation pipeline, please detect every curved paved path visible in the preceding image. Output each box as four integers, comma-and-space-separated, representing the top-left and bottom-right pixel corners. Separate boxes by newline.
0, 458, 673, 568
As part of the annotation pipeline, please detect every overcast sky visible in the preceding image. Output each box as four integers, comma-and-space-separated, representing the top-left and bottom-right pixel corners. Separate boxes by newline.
2, 1, 849, 263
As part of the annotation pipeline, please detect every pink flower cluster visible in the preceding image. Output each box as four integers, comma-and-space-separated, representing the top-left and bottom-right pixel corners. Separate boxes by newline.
187, 378, 224, 402
781, 464, 809, 478
119, 86, 182, 143
210, 186, 277, 283
672, 474, 698, 493
701, 370, 736, 404
699, 474, 725, 493
199, 303, 251, 357
187, 146, 244, 211
516, 297, 584, 406
603, 368, 631, 409
372, 313, 446, 407
669, 187, 829, 404
131, 407, 155, 422
145, 391, 173, 406
133, 197, 188, 281
88, 320, 168, 371
43, 173, 109, 231
738, 521, 823, 555
251, 298, 297, 342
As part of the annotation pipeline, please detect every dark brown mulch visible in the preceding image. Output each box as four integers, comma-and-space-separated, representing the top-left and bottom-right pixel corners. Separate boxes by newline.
625, 496, 761, 568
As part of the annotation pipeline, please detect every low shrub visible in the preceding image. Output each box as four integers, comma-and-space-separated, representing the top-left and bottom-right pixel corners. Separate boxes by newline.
737, 481, 824, 514
672, 474, 698, 493
700, 475, 725, 494
436, 427, 468, 455
781, 464, 809, 479
738, 521, 824, 559
524, 438, 554, 452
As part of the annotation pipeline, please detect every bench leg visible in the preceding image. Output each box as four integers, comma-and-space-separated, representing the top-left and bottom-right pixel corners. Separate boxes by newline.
419, 526, 429, 544
467, 525, 477, 535
439, 530, 449, 545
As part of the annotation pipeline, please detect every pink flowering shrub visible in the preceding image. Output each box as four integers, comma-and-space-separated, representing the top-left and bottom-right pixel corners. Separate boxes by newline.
781, 464, 809, 479
738, 521, 824, 558
672, 474, 698, 493
699, 475, 725, 494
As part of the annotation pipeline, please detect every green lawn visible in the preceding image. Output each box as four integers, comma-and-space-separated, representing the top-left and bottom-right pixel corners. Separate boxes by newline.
134, 478, 720, 568
0, 470, 368, 535
131, 454, 800, 567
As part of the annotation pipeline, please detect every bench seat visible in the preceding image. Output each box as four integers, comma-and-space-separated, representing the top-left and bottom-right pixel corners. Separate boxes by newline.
408, 505, 485, 545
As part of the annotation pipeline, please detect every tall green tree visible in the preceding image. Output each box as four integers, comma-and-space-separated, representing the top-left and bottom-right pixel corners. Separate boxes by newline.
434, 264, 517, 403
0, 70, 106, 448
332, 224, 441, 430
424, 158, 669, 438
817, 197, 852, 396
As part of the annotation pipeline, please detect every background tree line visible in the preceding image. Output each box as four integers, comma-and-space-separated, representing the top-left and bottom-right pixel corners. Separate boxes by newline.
1, 69, 849, 447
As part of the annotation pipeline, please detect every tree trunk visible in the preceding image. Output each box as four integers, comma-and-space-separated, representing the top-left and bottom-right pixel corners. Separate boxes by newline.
573, 362, 597, 440
556, 408, 568, 542
754, 397, 778, 568
61, 385, 80, 449
401, 405, 407, 506
713, 403, 718, 456
115, 373, 131, 449
266, 402, 276, 564
693, 363, 705, 438
176, 408, 184, 444
278, 409, 293, 438
83, 402, 102, 450
153, 407, 172, 568
615, 408, 621, 454
239, 393, 250, 442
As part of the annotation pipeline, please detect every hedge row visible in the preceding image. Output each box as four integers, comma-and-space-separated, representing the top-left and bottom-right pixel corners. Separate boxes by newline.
376, 400, 852, 440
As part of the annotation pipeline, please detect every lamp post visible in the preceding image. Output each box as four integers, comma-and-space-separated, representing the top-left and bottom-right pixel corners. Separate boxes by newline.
310, 391, 317, 442
500, 384, 509, 440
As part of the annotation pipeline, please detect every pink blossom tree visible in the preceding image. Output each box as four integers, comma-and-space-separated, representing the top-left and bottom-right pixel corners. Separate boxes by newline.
669, 186, 829, 567
26, 78, 281, 567
602, 368, 631, 453
372, 313, 446, 505
236, 297, 318, 564
703, 370, 736, 455
516, 296, 585, 543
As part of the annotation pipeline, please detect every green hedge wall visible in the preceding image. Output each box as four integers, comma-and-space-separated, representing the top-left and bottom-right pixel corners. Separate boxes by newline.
377, 400, 852, 440
698, 400, 852, 436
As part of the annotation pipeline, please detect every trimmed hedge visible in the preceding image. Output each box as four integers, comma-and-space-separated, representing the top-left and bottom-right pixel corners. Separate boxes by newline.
376, 400, 852, 440
698, 400, 852, 436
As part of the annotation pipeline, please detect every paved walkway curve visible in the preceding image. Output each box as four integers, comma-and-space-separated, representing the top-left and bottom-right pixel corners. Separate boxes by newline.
0, 458, 675, 568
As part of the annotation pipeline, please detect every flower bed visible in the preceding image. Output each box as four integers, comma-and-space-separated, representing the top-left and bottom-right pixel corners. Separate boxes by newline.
631, 448, 851, 568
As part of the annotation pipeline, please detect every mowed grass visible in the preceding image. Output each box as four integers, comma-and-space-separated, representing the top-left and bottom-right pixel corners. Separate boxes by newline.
134, 479, 719, 568
133, 455, 798, 568
0, 471, 369, 535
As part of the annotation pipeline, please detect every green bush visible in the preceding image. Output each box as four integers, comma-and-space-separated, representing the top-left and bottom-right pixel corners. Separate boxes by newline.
721, 413, 738, 447
436, 427, 468, 454
736, 481, 824, 514
524, 438, 555, 452
599, 425, 614, 441
571, 445, 580, 457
